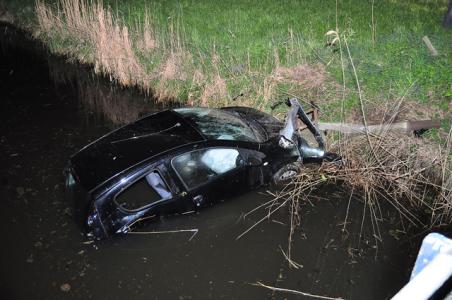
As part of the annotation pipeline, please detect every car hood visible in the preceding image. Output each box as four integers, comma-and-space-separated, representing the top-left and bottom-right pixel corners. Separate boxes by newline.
222, 106, 283, 139
70, 110, 204, 191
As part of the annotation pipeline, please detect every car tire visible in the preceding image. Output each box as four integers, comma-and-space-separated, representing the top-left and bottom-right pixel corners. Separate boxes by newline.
272, 163, 301, 184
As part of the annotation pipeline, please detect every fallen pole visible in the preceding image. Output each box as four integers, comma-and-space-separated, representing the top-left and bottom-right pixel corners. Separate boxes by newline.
318, 120, 441, 134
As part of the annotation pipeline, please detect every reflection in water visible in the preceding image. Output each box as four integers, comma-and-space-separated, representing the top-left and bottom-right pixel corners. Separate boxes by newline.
47, 56, 186, 124
0, 23, 425, 300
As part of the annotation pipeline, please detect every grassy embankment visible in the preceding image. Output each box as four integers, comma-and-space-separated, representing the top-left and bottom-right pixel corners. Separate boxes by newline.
2, 0, 451, 126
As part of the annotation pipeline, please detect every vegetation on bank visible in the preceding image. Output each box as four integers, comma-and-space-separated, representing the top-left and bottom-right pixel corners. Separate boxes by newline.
2, 0, 451, 125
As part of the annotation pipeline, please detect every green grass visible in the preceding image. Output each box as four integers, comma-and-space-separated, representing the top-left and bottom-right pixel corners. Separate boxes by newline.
118, 0, 451, 96
4, 0, 452, 125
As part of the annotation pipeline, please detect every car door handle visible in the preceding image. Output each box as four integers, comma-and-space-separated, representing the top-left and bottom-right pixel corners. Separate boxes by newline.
193, 195, 204, 207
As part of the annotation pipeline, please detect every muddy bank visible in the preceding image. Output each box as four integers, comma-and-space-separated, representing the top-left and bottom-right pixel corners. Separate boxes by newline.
0, 23, 431, 299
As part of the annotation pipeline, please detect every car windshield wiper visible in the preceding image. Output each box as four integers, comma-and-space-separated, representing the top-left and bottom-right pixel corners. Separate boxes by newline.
111, 123, 181, 144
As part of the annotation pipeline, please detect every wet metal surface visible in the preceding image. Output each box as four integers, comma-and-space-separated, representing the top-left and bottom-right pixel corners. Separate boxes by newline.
0, 27, 424, 299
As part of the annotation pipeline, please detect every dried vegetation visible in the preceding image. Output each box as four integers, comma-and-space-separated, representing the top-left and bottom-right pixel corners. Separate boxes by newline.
35, 0, 338, 109
36, 0, 148, 87
253, 124, 452, 261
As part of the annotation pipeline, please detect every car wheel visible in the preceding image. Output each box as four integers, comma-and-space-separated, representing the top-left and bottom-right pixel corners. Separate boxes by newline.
272, 163, 301, 184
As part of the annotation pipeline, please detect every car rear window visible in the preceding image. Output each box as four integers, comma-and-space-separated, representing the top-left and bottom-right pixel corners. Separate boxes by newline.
115, 171, 171, 211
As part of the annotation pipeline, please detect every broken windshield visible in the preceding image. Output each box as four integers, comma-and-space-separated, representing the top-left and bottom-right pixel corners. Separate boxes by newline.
174, 108, 264, 142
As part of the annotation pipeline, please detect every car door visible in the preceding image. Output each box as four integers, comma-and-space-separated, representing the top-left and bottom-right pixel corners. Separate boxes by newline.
170, 147, 259, 208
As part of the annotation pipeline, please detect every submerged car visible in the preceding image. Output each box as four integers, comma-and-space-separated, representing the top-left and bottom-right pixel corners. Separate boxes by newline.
66, 103, 329, 239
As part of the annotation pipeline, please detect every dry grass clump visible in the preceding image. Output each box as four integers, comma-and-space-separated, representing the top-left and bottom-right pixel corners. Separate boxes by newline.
36, 0, 146, 87
200, 75, 228, 107
334, 131, 452, 227
272, 64, 326, 90
159, 51, 189, 81
35, 0, 228, 106
36, 0, 202, 103
136, 13, 159, 53
242, 128, 451, 261
253, 46, 343, 111
294, 131, 450, 230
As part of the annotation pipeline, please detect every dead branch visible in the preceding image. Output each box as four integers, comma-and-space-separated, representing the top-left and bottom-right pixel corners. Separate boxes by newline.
243, 129, 451, 265
279, 245, 303, 269
254, 281, 344, 300
128, 228, 199, 241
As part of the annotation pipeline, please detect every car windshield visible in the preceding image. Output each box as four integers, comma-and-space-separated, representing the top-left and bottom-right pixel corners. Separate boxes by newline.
174, 108, 263, 142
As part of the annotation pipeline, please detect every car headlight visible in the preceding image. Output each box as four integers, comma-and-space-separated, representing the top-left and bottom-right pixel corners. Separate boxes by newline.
278, 136, 294, 149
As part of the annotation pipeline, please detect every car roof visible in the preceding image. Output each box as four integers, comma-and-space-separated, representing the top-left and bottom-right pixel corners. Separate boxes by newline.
70, 110, 205, 191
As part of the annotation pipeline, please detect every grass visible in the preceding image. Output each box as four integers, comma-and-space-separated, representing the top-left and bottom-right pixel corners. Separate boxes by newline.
2, 0, 451, 126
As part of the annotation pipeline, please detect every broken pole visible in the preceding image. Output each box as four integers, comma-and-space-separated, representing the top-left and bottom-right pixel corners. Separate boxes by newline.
318, 120, 441, 135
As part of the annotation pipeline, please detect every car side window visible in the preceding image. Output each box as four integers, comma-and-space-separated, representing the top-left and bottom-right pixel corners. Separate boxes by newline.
172, 148, 242, 189
115, 171, 172, 211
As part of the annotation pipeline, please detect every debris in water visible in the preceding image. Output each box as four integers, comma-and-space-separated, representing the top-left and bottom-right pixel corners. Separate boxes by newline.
254, 281, 343, 300
128, 228, 199, 241
60, 283, 71, 292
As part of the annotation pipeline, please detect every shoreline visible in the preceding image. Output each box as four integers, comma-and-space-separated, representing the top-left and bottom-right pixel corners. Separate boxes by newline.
0, 0, 449, 125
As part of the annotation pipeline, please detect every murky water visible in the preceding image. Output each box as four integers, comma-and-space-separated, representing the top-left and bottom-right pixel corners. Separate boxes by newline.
0, 24, 425, 299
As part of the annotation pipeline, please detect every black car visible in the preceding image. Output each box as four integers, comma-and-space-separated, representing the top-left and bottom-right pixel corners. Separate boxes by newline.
66, 102, 328, 239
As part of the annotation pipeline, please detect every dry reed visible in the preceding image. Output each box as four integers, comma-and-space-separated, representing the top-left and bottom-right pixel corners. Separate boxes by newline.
244, 128, 451, 262
35, 0, 339, 109
36, 0, 146, 86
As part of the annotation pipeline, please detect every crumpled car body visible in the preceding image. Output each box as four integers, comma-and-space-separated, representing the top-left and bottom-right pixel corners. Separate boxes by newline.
65, 106, 302, 239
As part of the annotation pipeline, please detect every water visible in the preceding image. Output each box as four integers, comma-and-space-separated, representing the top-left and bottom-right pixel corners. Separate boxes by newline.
0, 24, 423, 299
